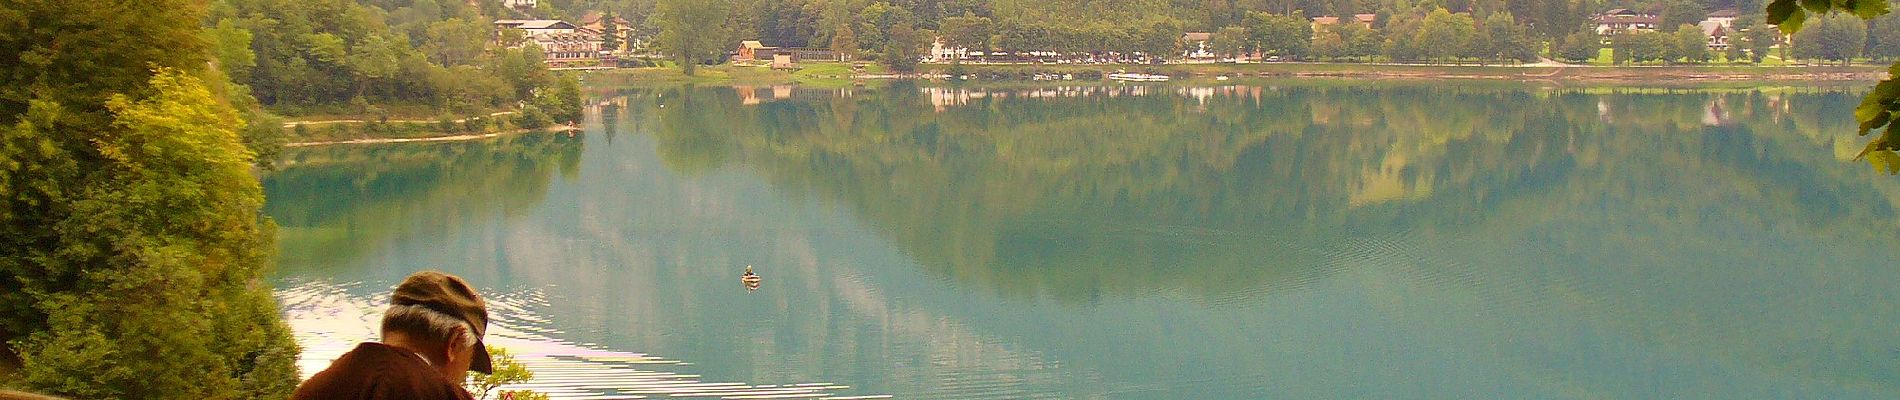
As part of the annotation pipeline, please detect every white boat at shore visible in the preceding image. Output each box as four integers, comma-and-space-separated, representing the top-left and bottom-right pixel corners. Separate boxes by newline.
1107, 72, 1171, 82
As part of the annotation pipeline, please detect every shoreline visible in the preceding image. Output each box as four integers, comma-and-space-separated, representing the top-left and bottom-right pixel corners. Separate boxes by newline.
587, 62, 1888, 87
283, 125, 579, 147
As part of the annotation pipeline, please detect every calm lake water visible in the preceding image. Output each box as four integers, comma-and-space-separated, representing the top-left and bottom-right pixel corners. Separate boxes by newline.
265, 82, 1900, 399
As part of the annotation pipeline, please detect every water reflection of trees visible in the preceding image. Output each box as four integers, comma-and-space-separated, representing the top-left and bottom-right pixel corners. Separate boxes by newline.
262, 134, 583, 273
641, 84, 1900, 302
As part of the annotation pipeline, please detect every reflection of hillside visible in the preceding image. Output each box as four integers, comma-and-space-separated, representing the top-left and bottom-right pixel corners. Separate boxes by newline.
639, 84, 1900, 302
262, 134, 583, 273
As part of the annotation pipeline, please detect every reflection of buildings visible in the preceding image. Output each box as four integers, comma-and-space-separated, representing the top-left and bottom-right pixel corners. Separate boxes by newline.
917, 85, 1271, 112
735, 85, 798, 105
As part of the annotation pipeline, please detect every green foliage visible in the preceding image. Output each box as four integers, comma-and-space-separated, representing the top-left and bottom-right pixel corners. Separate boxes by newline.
2, 68, 301, 400
1557, 31, 1604, 62
1613, 30, 1670, 64
1659, 0, 1708, 31
1669, 24, 1713, 63
655, 0, 732, 75
466, 346, 549, 400
883, 23, 927, 71
1481, 11, 1539, 63
1212, 26, 1250, 59
1250, 12, 1312, 60
209, 0, 540, 114
831, 24, 860, 61
940, 13, 994, 59
1743, 20, 1780, 63
601, 11, 622, 51
1766, 0, 1888, 34
1792, 12, 1867, 63
1869, 14, 1900, 61
1417, 9, 1478, 62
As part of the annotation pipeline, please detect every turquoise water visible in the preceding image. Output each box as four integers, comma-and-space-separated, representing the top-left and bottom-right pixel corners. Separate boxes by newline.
265, 82, 1900, 399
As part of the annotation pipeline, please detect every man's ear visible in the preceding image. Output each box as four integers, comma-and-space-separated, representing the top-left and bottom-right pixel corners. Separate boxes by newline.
444, 325, 471, 363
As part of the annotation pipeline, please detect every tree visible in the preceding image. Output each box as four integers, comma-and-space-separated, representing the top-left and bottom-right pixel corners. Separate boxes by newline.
883, 22, 925, 71
1792, 12, 1867, 65
1766, 0, 1900, 166
1612, 30, 1668, 64
1249, 12, 1312, 60
1212, 26, 1249, 60
467, 346, 550, 400
1557, 31, 1603, 63
601, 11, 622, 52
1867, 14, 1900, 61
1136, 18, 1185, 63
655, 0, 731, 75
939, 13, 993, 63
1743, 20, 1779, 63
832, 24, 860, 62
2, 64, 300, 400
1659, 0, 1707, 32
203, 19, 258, 81
1417, 9, 1479, 62
1314, 28, 1347, 59
1670, 24, 1713, 63
1482, 11, 1538, 63
1339, 23, 1384, 61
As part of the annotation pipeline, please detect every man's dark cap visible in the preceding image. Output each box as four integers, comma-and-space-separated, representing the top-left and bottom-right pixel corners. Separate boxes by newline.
390, 270, 493, 374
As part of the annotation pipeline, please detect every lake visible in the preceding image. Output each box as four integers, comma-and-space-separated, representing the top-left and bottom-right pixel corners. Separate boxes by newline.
264, 81, 1900, 399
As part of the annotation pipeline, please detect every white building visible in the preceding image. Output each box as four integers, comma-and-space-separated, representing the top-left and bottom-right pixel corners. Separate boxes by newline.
503, 0, 536, 9
494, 20, 577, 36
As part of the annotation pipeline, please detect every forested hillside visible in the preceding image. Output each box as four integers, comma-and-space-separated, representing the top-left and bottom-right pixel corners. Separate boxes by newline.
206, 0, 556, 116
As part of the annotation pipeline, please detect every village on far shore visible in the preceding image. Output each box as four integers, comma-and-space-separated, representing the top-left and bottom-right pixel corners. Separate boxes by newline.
492, 4, 1781, 72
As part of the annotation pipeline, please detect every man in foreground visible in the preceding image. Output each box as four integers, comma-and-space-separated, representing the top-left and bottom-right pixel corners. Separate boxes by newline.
291, 271, 495, 400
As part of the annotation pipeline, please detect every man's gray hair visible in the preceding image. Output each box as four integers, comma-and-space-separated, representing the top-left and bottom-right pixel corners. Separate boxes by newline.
381, 304, 477, 348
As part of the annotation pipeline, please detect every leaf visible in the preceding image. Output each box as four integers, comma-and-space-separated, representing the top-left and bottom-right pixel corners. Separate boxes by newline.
1852, 0, 1892, 19
1865, 149, 1900, 174
1858, 109, 1889, 134
1801, 0, 1834, 12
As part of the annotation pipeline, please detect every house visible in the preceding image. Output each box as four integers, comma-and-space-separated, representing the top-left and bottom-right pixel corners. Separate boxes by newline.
1312, 14, 1376, 31
1705, 24, 1730, 50
772, 51, 795, 69
495, 20, 578, 36
503, 0, 536, 9
579, 12, 635, 52
1594, 9, 1659, 35
1182, 32, 1214, 59
1699, 9, 1741, 50
735, 40, 777, 62
928, 39, 963, 62
525, 31, 601, 67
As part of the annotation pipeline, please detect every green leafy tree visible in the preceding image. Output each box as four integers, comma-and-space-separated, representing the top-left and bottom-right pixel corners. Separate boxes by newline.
1211, 26, 1250, 59
1867, 14, 1900, 61
1417, 9, 1478, 62
1765, 0, 1900, 164
1744, 20, 1780, 63
2, 68, 301, 399
831, 23, 860, 61
655, 0, 731, 75
1137, 18, 1185, 63
1792, 12, 1867, 65
883, 22, 926, 71
1314, 28, 1348, 59
1557, 31, 1603, 63
203, 19, 258, 81
1612, 30, 1668, 64
601, 11, 622, 52
1482, 11, 1539, 63
1249, 12, 1312, 60
1668, 24, 1713, 63
1659, 0, 1708, 32
467, 346, 550, 400
1340, 23, 1384, 61
939, 13, 994, 63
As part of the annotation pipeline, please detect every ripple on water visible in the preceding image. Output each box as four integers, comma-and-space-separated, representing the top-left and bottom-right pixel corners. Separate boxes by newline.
275, 278, 885, 399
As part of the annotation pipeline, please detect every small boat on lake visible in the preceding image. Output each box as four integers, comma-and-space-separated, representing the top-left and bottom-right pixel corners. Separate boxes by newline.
1107, 72, 1171, 82
742, 265, 762, 291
